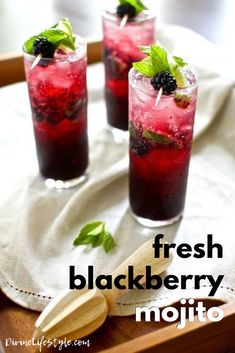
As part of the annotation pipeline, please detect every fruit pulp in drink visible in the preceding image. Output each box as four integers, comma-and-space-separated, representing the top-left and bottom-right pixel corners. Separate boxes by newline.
129, 68, 198, 222
103, 11, 155, 131
24, 49, 88, 181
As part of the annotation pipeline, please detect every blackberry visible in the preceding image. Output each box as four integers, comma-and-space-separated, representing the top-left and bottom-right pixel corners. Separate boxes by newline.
33, 37, 55, 58
47, 114, 64, 125
151, 71, 177, 95
117, 4, 136, 18
130, 137, 152, 157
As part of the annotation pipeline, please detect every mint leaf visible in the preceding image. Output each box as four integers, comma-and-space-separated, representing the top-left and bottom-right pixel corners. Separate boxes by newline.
60, 36, 76, 50
143, 130, 174, 144
133, 45, 188, 89
73, 221, 104, 246
89, 233, 103, 248
150, 45, 170, 73
167, 53, 187, 88
129, 121, 137, 138
103, 232, 117, 253
140, 45, 151, 55
173, 56, 187, 68
51, 18, 76, 50
39, 29, 75, 50
23, 36, 38, 54
39, 29, 68, 45
119, 0, 147, 15
134, 45, 170, 77
23, 18, 76, 54
73, 221, 116, 253
133, 57, 154, 77
87, 223, 104, 236
53, 18, 73, 37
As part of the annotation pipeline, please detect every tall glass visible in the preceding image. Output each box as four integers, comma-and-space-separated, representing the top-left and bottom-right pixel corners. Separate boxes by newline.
129, 67, 198, 227
102, 9, 155, 137
23, 37, 88, 189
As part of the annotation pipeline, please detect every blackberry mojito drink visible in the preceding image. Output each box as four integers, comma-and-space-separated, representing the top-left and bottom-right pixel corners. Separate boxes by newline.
129, 45, 198, 227
23, 19, 88, 188
102, 0, 155, 132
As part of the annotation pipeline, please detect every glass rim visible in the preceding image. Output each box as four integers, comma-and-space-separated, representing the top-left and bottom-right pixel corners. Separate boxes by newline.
129, 66, 199, 97
102, 8, 156, 23
23, 34, 86, 61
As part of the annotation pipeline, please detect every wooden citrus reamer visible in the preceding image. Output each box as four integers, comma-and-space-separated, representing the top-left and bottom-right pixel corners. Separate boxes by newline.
34, 239, 173, 340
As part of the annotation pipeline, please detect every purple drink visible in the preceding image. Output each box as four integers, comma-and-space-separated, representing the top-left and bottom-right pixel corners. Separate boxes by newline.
24, 36, 88, 188
102, 9, 155, 132
129, 64, 198, 227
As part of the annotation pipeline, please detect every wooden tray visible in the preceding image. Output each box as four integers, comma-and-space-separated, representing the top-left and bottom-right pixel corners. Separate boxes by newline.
1, 291, 235, 353
1, 42, 235, 353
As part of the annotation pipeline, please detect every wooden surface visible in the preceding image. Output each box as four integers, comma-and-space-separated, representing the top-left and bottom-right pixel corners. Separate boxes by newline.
2, 290, 234, 353
101, 302, 235, 353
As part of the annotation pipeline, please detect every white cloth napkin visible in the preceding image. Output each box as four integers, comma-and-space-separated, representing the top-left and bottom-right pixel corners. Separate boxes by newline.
0, 25, 234, 315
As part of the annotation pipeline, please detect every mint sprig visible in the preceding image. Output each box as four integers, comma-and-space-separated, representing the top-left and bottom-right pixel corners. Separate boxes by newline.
133, 57, 155, 77
143, 130, 174, 144
24, 18, 76, 54
73, 221, 116, 254
133, 44, 188, 88
119, 0, 147, 15
173, 56, 188, 67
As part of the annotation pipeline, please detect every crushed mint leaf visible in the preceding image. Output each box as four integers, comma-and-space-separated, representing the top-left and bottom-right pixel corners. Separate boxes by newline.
143, 130, 174, 144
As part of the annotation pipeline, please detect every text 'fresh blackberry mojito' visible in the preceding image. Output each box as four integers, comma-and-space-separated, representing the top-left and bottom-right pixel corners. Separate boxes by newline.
70, 234, 225, 328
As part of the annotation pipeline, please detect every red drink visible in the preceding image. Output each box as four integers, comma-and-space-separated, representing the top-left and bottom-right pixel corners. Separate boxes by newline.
24, 38, 88, 188
102, 10, 155, 132
129, 67, 198, 226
